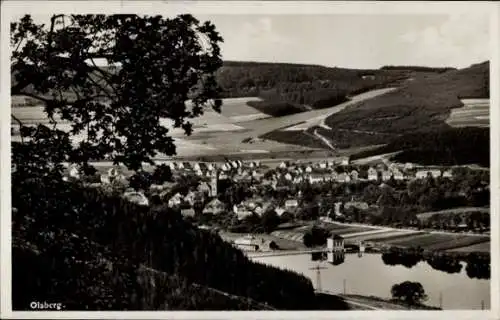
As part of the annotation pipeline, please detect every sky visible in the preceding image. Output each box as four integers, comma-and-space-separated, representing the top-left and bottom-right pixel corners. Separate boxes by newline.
195, 14, 490, 69
12, 12, 490, 69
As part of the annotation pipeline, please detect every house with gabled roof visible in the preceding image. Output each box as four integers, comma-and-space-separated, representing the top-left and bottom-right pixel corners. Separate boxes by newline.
367, 167, 378, 181
203, 198, 226, 215
382, 170, 393, 181
350, 170, 359, 181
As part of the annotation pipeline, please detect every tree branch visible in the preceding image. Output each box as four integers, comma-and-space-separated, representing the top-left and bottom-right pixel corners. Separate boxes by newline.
11, 114, 24, 144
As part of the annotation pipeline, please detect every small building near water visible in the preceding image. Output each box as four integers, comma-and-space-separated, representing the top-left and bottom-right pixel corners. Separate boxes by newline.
327, 234, 345, 264
233, 235, 262, 252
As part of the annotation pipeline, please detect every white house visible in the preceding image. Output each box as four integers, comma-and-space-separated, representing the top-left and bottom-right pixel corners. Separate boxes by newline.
176, 162, 185, 170
350, 170, 359, 181
293, 176, 304, 184
367, 167, 378, 181
203, 198, 226, 215
279, 161, 289, 169
68, 165, 80, 180
393, 169, 404, 180
442, 170, 454, 179
221, 163, 232, 172
305, 166, 313, 173
319, 162, 327, 169
327, 234, 345, 259
404, 162, 414, 171
285, 199, 299, 210
274, 207, 287, 216
284, 173, 293, 181
344, 201, 369, 211
340, 157, 350, 166
233, 235, 261, 252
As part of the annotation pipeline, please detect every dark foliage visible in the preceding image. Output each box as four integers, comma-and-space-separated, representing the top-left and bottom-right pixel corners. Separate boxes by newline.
303, 226, 331, 248
11, 14, 224, 171
380, 248, 490, 280
391, 281, 428, 305
351, 127, 489, 166
246, 100, 306, 117
12, 176, 316, 310
216, 61, 417, 115
322, 62, 489, 148
380, 66, 456, 73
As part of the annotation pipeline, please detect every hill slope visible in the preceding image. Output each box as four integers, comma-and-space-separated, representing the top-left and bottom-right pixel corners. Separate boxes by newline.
12, 176, 323, 310
216, 61, 442, 115
261, 61, 489, 165
323, 61, 489, 136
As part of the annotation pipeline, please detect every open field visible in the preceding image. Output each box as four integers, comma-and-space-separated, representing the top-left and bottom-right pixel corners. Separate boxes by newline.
446, 99, 489, 128
384, 233, 487, 250
347, 230, 424, 243
11, 97, 320, 158
423, 236, 490, 251
448, 241, 491, 253
416, 207, 489, 221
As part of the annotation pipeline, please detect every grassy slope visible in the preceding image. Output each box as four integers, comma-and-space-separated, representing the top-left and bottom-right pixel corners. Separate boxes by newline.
261, 61, 489, 165
324, 61, 489, 138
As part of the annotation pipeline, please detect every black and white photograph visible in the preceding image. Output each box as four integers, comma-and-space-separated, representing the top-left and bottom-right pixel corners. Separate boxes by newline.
1, 1, 499, 319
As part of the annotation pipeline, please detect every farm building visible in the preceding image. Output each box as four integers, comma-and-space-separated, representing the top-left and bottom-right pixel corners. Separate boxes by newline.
233, 235, 274, 252
285, 199, 299, 210
203, 198, 226, 215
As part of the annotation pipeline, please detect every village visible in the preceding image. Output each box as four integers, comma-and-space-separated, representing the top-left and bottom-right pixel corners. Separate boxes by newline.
60, 155, 489, 258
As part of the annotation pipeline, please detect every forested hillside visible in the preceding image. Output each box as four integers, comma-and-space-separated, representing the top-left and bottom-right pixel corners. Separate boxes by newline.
12, 174, 320, 310
323, 61, 489, 138
261, 61, 490, 165
351, 127, 490, 167
216, 61, 427, 115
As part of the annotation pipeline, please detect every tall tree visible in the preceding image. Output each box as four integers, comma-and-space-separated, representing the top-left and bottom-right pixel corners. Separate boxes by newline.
11, 14, 224, 176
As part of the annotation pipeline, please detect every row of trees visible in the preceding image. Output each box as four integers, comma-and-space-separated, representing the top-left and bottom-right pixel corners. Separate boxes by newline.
381, 247, 490, 280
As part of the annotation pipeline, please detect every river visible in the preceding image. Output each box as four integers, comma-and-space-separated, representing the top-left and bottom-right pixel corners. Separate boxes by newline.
250, 253, 490, 310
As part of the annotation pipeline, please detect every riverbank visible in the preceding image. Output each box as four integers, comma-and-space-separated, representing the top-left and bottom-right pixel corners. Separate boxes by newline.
337, 294, 441, 310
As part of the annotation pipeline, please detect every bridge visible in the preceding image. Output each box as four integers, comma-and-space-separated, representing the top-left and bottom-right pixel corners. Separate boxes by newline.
246, 248, 328, 258
245, 248, 363, 258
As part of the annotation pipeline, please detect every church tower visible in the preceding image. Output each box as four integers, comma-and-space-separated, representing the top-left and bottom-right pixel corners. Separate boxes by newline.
210, 171, 218, 197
